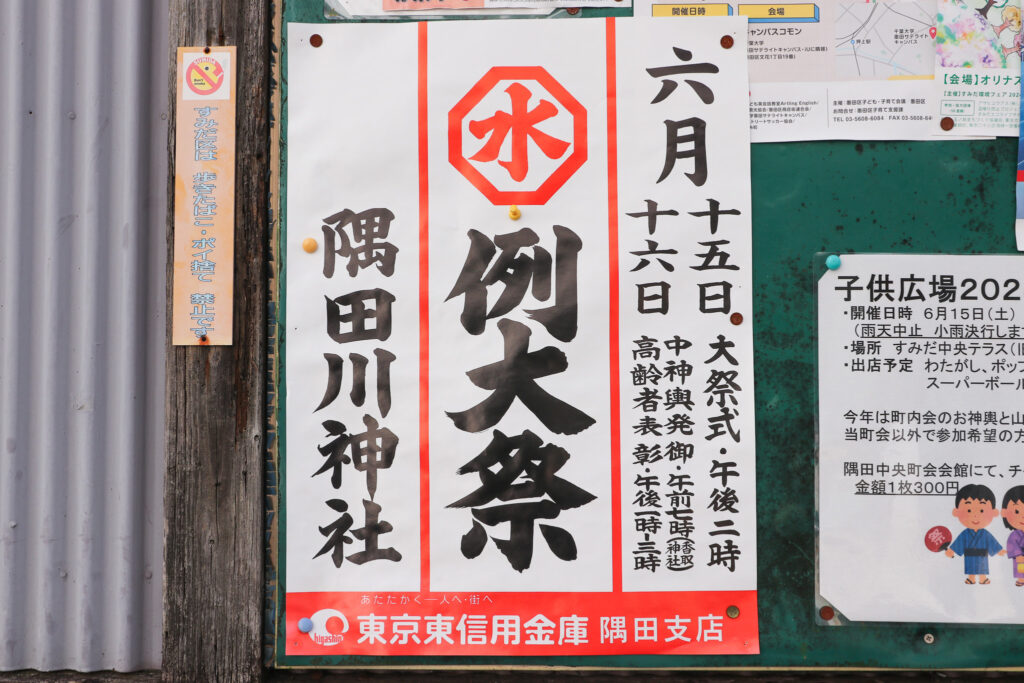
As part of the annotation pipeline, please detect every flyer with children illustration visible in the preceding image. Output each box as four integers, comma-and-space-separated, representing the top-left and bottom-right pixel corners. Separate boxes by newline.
818, 254, 1024, 624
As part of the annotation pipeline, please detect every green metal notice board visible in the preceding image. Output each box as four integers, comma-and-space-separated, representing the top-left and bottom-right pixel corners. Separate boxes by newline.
269, 0, 1022, 668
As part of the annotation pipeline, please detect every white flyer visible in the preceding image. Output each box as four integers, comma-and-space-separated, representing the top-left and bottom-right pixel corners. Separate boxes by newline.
650, 1, 995, 141
819, 253, 1024, 624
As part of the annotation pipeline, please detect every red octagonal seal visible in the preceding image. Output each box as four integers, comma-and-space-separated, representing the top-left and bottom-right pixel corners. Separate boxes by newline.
449, 66, 587, 206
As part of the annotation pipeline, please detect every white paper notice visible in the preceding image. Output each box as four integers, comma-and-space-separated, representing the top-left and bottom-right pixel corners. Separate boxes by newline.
281, 16, 759, 659
819, 254, 1024, 624
616, 17, 757, 592
285, 24, 423, 594
651, 1, 949, 141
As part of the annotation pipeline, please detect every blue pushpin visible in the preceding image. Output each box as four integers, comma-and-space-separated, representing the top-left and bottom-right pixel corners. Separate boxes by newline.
298, 617, 314, 633
826, 254, 841, 270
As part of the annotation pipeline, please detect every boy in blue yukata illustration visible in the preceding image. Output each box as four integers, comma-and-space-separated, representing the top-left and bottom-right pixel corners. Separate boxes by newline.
945, 484, 1006, 584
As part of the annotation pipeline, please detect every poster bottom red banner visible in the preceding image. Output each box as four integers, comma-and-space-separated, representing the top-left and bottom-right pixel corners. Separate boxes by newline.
285, 590, 759, 656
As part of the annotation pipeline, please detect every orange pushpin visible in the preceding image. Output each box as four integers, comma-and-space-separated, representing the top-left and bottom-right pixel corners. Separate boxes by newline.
302, 237, 318, 253
508, 205, 521, 220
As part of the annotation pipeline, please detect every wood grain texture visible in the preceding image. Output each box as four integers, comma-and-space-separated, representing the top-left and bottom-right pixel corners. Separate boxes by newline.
164, 1, 270, 681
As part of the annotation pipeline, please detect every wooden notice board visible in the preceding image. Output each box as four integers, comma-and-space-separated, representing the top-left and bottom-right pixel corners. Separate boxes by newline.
269, 0, 1022, 669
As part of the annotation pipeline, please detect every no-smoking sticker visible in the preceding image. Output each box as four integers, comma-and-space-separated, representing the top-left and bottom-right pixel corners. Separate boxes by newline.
182, 52, 231, 101
187, 57, 224, 95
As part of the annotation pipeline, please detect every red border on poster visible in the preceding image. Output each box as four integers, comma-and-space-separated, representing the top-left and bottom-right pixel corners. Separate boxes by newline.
286, 590, 758, 655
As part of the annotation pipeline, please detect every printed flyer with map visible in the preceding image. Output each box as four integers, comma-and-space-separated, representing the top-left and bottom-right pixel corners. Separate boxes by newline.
655, 1, 943, 141
654, 0, 1024, 141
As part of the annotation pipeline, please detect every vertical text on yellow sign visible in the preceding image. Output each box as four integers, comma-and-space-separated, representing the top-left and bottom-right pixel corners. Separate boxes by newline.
172, 47, 237, 346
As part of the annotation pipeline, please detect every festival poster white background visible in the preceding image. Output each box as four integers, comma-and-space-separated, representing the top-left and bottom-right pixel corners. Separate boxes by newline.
616, 17, 757, 591
285, 16, 758, 596
426, 19, 614, 593
819, 254, 1024, 623
285, 24, 422, 592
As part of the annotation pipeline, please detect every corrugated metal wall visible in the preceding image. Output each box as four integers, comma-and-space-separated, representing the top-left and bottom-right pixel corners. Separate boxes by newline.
0, 0, 167, 672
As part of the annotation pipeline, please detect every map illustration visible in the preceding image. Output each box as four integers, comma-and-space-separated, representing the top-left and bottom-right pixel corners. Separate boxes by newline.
835, 1, 936, 79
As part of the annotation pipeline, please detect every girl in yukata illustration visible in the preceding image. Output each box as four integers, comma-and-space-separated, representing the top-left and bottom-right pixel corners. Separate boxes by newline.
994, 6, 1024, 60
1001, 486, 1024, 586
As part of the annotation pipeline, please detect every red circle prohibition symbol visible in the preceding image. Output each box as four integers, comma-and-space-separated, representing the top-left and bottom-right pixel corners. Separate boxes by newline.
186, 57, 224, 96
